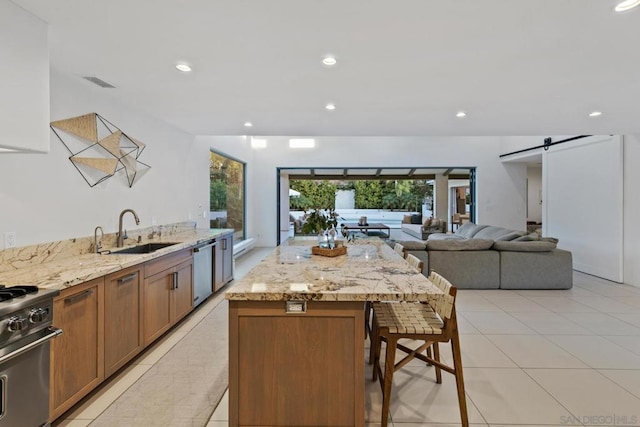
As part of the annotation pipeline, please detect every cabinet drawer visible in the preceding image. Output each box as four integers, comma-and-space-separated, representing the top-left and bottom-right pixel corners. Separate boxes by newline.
144, 249, 192, 278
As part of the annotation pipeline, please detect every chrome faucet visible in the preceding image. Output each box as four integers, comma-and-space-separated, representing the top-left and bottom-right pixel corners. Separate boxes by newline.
94, 226, 104, 253
117, 209, 140, 247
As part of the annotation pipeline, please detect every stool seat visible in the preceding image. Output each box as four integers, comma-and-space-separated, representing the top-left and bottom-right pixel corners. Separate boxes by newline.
372, 302, 443, 334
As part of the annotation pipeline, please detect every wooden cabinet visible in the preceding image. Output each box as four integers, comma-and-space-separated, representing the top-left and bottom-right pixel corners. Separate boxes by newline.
214, 231, 234, 291
104, 265, 143, 377
143, 249, 193, 346
229, 300, 364, 426
50, 278, 104, 420
49, 248, 194, 422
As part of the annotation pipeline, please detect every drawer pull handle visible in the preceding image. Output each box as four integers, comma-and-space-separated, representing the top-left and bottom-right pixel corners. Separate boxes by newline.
117, 273, 137, 284
118, 273, 138, 285
173, 272, 179, 289
64, 289, 93, 304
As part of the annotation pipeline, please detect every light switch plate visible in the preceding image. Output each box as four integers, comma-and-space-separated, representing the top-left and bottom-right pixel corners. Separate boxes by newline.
4, 231, 16, 248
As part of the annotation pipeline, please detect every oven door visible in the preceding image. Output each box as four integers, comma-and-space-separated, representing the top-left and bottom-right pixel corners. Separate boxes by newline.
0, 327, 62, 427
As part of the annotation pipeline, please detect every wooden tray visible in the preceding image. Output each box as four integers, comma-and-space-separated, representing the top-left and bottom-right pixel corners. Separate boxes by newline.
312, 245, 347, 257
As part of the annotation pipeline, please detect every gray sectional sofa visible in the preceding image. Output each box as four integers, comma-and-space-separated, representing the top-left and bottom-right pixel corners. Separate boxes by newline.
399, 223, 573, 290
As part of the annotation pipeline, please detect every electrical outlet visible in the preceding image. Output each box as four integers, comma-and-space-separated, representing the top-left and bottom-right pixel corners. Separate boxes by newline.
4, 232, 16, 248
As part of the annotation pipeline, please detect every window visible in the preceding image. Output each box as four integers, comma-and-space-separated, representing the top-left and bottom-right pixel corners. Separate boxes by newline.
210, 151, 245, 242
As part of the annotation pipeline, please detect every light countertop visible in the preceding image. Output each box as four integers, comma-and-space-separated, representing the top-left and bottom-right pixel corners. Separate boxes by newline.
0, 228, 232, 291
225, 239, 442, 302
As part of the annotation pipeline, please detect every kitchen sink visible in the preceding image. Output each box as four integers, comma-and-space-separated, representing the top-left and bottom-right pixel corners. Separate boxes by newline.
107, 242, 180, 255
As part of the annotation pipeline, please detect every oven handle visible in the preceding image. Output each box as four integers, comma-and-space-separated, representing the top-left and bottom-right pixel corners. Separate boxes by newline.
0, 327, 62, 364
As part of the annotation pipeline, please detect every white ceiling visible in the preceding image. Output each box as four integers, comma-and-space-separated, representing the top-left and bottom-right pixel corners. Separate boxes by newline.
13, 0, 640, 137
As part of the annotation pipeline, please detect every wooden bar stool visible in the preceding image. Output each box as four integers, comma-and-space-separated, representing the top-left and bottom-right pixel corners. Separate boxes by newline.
370, 271, 469, 426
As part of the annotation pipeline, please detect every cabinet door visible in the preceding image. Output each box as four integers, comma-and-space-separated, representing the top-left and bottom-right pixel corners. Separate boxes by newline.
50, 278, 104, 420
142, 271, 172, 346
171, 260, 193, 323
222, 233, 234, 284
104, 266, 142, 377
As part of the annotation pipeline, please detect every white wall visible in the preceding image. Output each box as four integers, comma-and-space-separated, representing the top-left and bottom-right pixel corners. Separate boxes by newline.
624, 134, 640, 286
0, 68, 209, 248
197, 135, 527, 247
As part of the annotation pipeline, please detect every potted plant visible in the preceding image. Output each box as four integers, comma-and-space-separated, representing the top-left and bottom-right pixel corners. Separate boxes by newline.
301, 209, 339, 234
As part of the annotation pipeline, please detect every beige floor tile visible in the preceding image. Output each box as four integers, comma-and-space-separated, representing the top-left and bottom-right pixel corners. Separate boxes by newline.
383, 366, 485, 424
509, 312, 592, 335
612, 296, 640, 309
609, 312, 640, 328
62, 363, 153, 420
455, 293, 502, 312
525, 296, 597, 313
603, 335, 640, 356
569, 296, 639, 313
461, 312, 537, 335
560, 312, 640, 335
206, 422, 228, 427
525, 369, 640, 425
485, 295, 550, 313
485, 335, 588, 369
545, 335, 640, 369
209, 389, 228, 421
598, 369, 640, 400
464, 368, 575, 425
457, 313, 481, 334
438, 334, 516, 368
395, 424, 488, 427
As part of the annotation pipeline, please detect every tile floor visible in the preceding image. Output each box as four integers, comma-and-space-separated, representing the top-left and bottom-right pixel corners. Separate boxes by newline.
55, 244, 640, 427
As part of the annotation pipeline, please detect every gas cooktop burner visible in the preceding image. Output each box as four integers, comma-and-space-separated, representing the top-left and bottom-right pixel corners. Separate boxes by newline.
0, 285, 40, 302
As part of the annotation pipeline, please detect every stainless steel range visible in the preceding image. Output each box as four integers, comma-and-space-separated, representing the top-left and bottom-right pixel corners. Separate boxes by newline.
0, 285, 62, 427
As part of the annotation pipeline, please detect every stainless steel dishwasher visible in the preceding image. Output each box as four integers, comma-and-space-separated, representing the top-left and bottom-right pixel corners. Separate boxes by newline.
192, 240, 215, 307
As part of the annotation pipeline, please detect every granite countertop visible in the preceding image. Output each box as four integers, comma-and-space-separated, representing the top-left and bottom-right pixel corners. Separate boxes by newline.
0, 228, 232, 291
225, 239, 442, 302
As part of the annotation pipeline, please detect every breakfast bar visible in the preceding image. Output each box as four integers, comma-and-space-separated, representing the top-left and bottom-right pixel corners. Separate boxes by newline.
225, 239, 443, 426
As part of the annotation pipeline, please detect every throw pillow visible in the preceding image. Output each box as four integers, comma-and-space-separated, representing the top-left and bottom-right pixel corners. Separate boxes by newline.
514, 233, 540, 242
402, 215, 412, 224
410, 214, 422, 224
423, 217, 433, 228
431, 217, 441, 227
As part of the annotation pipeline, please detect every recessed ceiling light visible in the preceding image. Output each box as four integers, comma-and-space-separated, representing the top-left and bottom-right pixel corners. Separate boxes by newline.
589, 111, 603, 117
325, 103, 336, 111
244, 122, 253, 127
322, 57, 337, 66
251, 138, 267, 149
615, 0, 640, 12
289, 138, 315, 148
456, 111, 467, 118
175, 63, 192, 72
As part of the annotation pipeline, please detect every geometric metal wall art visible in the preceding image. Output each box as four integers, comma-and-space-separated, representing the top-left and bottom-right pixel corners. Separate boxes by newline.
50, 113, 151, 188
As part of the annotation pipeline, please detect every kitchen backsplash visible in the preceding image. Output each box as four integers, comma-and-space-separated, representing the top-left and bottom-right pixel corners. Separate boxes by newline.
0, 221, 198, 273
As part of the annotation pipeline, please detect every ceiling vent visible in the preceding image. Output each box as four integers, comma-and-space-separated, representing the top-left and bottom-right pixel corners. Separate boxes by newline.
82, 76, 116, 88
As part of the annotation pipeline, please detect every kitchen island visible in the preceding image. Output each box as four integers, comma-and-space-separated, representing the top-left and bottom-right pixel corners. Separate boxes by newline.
226, 239, 443, 426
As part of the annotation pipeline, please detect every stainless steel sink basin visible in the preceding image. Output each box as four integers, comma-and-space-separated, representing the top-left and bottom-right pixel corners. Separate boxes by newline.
108, 242, 180, 255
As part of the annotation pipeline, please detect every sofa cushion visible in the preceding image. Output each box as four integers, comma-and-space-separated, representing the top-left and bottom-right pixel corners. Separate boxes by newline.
473, 226, 525, 241
455, 222, 487, 238
514, 233, 540, 241
397, 240, 427, 250
541, 237, 559, 244
427, 238, 494, 251
426, 233, 464, 241
410, 214, 422, 224
402, 215, 412, 224
492, 241, 557, 252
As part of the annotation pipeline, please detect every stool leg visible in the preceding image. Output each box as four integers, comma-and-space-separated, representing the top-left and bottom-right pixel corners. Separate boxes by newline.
381, 336, 397, 427
433, 342, 442, 384
451, 334, 469, 427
